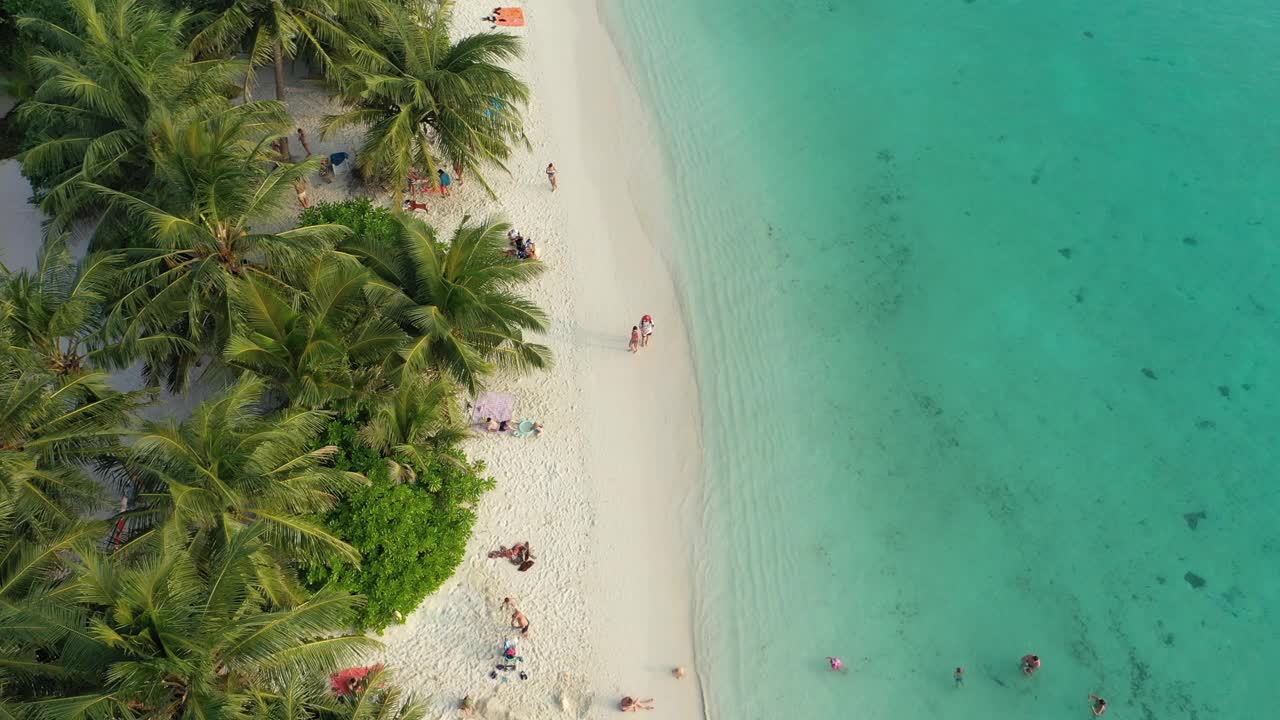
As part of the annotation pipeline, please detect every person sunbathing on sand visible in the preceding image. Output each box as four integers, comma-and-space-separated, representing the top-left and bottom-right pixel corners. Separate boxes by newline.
485, 417, 500, 432
619, 697, 653, 712
488, 542, 535, 565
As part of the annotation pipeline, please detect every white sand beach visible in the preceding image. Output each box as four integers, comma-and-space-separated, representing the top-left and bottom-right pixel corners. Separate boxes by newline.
0, 1, 705, 716
369, 2, 706, 717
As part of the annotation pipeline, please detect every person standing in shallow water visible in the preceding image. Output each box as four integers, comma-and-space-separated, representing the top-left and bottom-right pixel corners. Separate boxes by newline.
954, 667, 964, 687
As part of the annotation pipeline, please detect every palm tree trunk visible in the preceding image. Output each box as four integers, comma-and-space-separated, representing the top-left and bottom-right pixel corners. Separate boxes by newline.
273, 40, 288, 103
274, 40, 292, 157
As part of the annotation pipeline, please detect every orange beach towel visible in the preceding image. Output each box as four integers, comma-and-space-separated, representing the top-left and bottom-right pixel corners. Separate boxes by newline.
495, 8, 525, 27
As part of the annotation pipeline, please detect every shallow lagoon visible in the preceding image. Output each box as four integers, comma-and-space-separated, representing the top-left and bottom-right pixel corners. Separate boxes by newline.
607, 1, 1279, 717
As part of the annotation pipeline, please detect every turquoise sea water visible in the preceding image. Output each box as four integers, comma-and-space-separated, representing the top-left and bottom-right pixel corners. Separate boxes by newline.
605, 1, 1279, 718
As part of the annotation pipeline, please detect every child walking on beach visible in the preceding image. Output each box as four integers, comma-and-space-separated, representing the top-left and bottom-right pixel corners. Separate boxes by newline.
628, 326, 640, 353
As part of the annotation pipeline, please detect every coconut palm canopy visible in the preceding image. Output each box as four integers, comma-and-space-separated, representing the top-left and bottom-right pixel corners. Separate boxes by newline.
0, 521, 382, 720
324, 0, 530, 200
224, 259, 408, 409
0, 235, 121, 377
0, 0, 544, 713
352, 214, 552, 395
0, 363, 136, 543
16, 0, 245, 231
190, 0, 357, 105
89, 111, 350, 391
124, 376, 365, 575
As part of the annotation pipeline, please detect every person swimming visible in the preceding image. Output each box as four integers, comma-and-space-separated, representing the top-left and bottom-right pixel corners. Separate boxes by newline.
1021, 654, 1041, 676
826, 657, 845, 672
954, 667, 964, 687
1089, 694, 1107, 716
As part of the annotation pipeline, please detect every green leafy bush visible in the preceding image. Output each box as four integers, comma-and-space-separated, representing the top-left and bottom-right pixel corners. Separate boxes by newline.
306, 415, 494, 632
298, 197, 401, 247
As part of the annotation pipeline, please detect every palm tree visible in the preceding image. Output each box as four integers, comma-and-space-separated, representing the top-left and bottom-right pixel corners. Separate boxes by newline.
360, 375, 469, 484
16, 0, 246, 231
358, 215, 552, 395
224, 259, 408, 409
0, 502, 110, 718
0, 235, 138, 377
0, 360, 137, 543
124, 376, 365, 588
3, 522, 380, 720
324, 0, 530, 199
89, 113, 350, 392
191, 0, 354, 108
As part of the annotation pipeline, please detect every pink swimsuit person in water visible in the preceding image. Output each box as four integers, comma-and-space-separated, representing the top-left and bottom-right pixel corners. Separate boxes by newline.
827, 657, 845, 672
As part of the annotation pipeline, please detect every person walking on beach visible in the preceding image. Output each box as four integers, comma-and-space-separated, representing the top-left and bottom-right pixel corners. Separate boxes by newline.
546, 163, 558, 191
1021, 654, 1041, 677
954, 667, 964, 688
628, 326, 640, 353
296, 128, 312, 157
1088, 694, 1108, 716
639, 315, 655, 347
438, 168, 453, 196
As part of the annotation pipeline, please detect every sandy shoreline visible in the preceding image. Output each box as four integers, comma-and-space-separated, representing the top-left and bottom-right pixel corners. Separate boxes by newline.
0, 1, 706, 716
374, 2, 705, 717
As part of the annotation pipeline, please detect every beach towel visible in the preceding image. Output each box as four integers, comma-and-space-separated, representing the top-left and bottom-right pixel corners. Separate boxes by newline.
495, 8, 524, 26
330, 665, 383, 696
471, 391, 517, 423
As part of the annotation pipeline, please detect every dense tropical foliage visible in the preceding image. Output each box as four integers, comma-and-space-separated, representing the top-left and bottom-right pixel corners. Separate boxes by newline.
301, 203, 552, 394
15, 0, 245, 232
0, 0, 548, 712
305, 413, 491, 632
